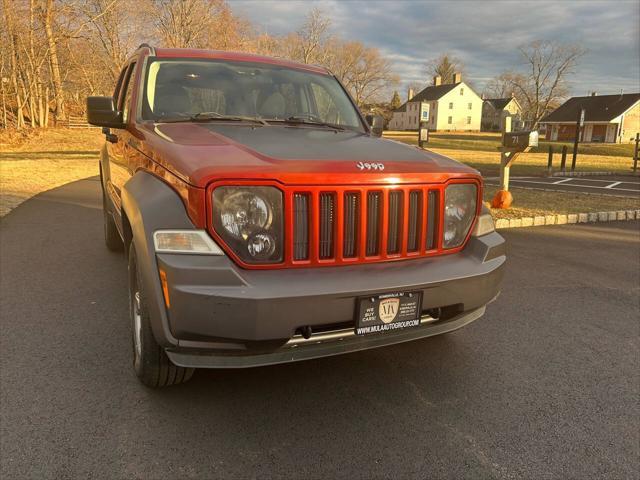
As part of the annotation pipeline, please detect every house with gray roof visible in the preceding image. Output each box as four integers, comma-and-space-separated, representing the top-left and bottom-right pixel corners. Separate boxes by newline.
389, 74, 482, 131
541, 92, 640, 143
481, 95, 522, 132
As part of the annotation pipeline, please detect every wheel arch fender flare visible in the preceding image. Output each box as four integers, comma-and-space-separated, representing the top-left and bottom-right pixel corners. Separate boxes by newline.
121, 170, 196, 347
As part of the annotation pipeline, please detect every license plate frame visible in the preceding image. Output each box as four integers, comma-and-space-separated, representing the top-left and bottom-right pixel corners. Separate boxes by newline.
355, 291, 423, 336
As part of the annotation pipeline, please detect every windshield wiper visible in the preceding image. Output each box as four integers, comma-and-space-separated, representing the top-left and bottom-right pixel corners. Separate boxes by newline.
157, 112, 268, 125
269, 115, 346, 131
189, 112, 269, 126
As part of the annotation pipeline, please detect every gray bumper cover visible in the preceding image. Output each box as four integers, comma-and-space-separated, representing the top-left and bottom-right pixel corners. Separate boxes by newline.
156, 230, 505, 367
166, 306, 487, 368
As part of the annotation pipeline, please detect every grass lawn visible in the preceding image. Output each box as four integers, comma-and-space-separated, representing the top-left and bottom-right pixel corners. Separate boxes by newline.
384, 130, 636, 157
0, 128, 102, 216
384, 131, 637, 177
1, 127, 637, 223
483, 186, 640, 220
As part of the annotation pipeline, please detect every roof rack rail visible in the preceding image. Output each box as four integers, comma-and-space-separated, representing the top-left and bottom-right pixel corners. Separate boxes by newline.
137, 43, 156, 55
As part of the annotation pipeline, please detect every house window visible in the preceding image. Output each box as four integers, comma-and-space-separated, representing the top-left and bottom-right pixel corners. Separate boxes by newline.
460, 88, 464, 95
468, 103, 472, 110
449, 102, 453, 109
448, 116, 452, 124
466, 116, 472, 125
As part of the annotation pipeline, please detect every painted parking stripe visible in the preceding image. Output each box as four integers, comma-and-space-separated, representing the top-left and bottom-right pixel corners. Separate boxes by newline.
553, 178, 573, 184
605, 182, 622, 189
486, 179, 640, 192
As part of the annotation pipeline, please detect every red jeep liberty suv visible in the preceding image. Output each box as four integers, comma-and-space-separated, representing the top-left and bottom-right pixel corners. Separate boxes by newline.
87, 44, 505, 387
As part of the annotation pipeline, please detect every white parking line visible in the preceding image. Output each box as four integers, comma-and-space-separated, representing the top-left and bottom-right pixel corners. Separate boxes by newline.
553, 178, 573, 184
605, 182, 622, 189
486, 179, 640, 192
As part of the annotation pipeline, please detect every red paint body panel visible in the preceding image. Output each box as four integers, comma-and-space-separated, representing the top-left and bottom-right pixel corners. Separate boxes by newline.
136, 123, 479, 188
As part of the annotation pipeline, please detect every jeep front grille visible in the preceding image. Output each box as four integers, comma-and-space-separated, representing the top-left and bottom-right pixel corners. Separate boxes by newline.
287, 184, 458, 266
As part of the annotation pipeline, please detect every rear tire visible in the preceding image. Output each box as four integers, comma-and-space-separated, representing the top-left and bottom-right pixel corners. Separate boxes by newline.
103, 193, 123, 251
129, 244, 195, 387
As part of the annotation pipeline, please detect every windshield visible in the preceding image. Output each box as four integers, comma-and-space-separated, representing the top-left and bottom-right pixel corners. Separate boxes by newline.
142, 58, 365, 131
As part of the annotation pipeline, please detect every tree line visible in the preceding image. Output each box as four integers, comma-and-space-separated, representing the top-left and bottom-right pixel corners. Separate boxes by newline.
0, 0, 399, 129
1, 0, 584, 130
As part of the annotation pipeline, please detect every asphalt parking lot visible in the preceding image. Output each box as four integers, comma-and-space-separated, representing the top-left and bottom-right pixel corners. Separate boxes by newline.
1, 177, 639, 479
485, 175, 640, 197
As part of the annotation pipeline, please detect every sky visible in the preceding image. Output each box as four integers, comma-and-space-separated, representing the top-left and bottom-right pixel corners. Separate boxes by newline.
228, 0, 640, 100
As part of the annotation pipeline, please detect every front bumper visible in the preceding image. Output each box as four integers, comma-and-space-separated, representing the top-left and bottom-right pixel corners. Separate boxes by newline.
154, 230, 505, 368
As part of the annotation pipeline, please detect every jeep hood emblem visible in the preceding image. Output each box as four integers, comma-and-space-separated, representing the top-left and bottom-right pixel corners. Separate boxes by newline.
356, 162, 385, 171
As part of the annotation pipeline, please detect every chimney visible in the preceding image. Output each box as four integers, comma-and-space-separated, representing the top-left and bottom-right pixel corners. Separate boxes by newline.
591, 92, 597, 96
433, 76, 442, 86
407, 88, 415, 101
453, 72, 462, 84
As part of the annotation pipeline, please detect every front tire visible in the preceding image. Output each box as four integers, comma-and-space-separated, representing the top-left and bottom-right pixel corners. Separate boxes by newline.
129, 244, 194, 387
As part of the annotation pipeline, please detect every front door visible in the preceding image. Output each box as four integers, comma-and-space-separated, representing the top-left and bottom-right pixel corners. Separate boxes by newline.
107, 61, 137, 215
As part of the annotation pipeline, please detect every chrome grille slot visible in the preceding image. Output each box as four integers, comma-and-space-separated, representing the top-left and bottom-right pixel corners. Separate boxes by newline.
407, 190, 422, 252
293, 193, 309, 260
366, 191, 382, 256
426, 190, 439, 250
387, 191, 403, 254
343, 192, 360, 258
319, 193, 335, 259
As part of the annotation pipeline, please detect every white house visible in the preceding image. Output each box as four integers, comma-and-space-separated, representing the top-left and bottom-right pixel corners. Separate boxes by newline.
481, 95, 523, 131
388, 74, 483, 131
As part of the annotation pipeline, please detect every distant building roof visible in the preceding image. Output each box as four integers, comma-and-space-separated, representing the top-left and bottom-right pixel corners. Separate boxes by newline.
541, 93, 640, 123
393, 83, 461, 112
484, 98, 513, 110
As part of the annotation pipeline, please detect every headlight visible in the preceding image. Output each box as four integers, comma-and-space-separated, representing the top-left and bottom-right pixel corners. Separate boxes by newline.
443, 183, 477, 248
212, 186, 283, 263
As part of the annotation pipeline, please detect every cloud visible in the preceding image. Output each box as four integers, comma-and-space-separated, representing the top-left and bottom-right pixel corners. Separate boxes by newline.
229, 0, 640, 96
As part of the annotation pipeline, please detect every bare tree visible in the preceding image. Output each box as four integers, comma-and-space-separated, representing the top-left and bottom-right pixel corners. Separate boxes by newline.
425, 53, 465, 84
329, 41, 399, 106
153, 0, 226, 48
483, 72, 520, 99
509, 40, 586, 127
43, 0, 64, 122
79, 0, 141, 81
295, 8, 331, 64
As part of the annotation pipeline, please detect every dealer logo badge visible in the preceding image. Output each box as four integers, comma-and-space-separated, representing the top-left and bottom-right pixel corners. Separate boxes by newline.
379, 298, 400, 323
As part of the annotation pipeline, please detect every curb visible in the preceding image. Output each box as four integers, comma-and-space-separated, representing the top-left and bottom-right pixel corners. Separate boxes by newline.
494, 209, 640, 229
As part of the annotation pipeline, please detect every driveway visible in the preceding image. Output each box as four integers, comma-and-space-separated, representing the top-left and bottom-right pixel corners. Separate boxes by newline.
1, 177, 638, 479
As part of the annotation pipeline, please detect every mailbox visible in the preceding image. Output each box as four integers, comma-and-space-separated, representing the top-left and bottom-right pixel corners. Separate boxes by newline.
502, 131, 539, 151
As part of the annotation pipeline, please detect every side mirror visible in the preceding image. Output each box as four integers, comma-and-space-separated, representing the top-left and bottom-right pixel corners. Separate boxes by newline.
365, 114, 384, 137
86, 96, 124, 128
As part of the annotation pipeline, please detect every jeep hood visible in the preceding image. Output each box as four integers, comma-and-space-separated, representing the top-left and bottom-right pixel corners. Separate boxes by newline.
139, 123, 480, 187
